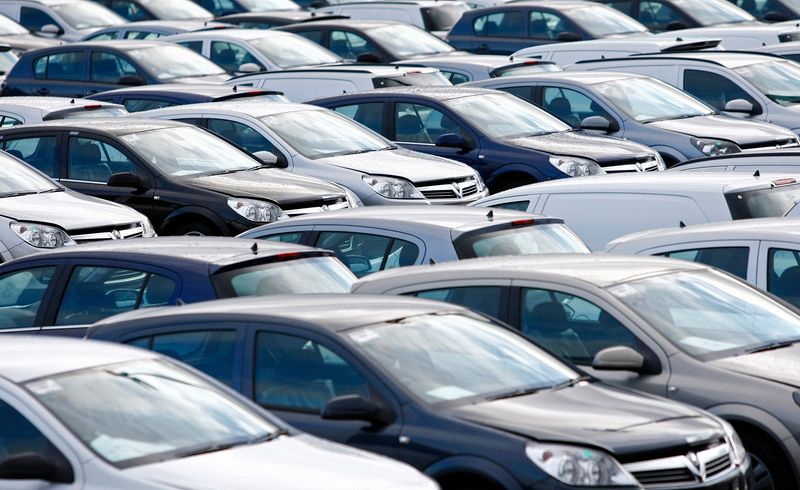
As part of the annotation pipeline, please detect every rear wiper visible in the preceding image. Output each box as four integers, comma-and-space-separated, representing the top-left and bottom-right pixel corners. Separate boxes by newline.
744, 338, 800, 354
485, 384, 547, 401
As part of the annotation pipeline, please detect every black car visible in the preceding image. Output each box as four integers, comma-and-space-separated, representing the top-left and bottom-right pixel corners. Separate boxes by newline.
87, 294, 752, 490
0, 118, 351, 235
594, 0, 758, 32
0, 237, 355, 336
90, 0, 213, 21
0, 40, 229, 98
87, 83, 288, 112
313, 87, 662, 191
216, 11, 347, 29
446, 0, 649, 55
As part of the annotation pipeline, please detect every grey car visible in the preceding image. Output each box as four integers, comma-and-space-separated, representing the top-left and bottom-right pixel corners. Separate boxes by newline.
353, 254, 800, 489
80, 19, 232, 41
672, 149, 800, 172
467, 71, 799, 165
394, 55, 561, 84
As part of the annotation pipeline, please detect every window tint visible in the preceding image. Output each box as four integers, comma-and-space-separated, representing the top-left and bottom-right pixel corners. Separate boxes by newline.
639, 0, 687, 30
237, 21, 274, 29
206, 118, 277, 155
258, 232, 304, 243
500, 85, 534, 103
658, 247, 749, 280
254, 332, 370, 412
768, 248, 800, 307
34, 51, 84, 81
441, 70, 470, 84
520, 288, 637, 364
91, 51, 139, 83
124, 30, 162, 40
333, 103, 384, 133
529, 10, 572, 40
490, 200, 529, 211
200, 0, 239, 15
67, 137, 134, 182
329, 30, 373, 60
210, 41, 262, 73
2, 136, 59, 177
151, 330, 237, 387
111, 0, 152, 20
684, 69, 757, 112
294, 29, 323, 44
394, 102, 466, 144
315, 231, 418, 277
0, 115, 16, 128
122, 98, 173, 112
177, 40, 203, 54
20, 7, 59, 32
55, 266, 176, 325
0, 267, 55, 329
414, 286, 502, 318
602, 0, 633, 15
0, 400, 60, 463
474, 11, 526, 38
86, 32, 117, 40
543, 86, 613, 128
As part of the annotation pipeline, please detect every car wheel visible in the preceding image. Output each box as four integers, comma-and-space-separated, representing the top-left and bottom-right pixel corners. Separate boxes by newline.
743, 435, 793, 490
175, 222, 217, 237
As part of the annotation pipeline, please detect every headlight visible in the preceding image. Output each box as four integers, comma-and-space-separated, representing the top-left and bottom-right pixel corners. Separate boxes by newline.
227, 198, 285, 223
140, 216, 157, 237
549, 156, 604, 177
526, 443, 637, 486
10, 222, 75, 249
691, 138, 741, 157
362, 175, 424, 199
473, 170, 487, 192
718, 418, 747, 465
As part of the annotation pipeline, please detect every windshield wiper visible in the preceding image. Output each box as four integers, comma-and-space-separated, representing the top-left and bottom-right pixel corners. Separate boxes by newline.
37, 188, 64, 194
744, 338, 800, 354
485, 384, 548, 401
552, 375, 591, 391
0, 190, 39, 198
176, 430, 289, 459
201, 167, 253, 176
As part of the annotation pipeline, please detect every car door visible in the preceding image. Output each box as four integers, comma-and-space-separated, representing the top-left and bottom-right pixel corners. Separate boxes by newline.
637, 0, 693, 31
758, 241, 800, 308
470, 9, 528, 54
310, 227, 423, 277
19, 5, 64, 37
209, 40, 264, 74
538, 84, 622, 134
327, 29, 382, 62
680, 66, 766, 121
29, 50, 87, 98
0, 263, 63, 334
203, 116, 291, 168
0, 132, 62, 178
86, 49, 146, 96
528, 8, 582, 45
641, 241, 757, 283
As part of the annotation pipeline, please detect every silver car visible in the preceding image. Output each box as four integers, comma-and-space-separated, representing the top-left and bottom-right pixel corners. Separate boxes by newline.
0, 96, 127, 124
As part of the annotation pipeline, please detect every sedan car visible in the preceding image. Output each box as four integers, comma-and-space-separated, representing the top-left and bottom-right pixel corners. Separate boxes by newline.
313, 87, 663, 192
0, 118, 352, 236
87, 294, 751, 490
0, 336, 437, 489
0, 96, 127, 124
0, 40, 229, 99
0, 0, 126, 42
596, 0, 758, 32
88, 83, 288, 112
240, 206, 588, 276
396, 55, 561, 84
80, 19, 232, 41
0, 236, 355, 335
468, 71, 800, 165
352, 253, 800, 488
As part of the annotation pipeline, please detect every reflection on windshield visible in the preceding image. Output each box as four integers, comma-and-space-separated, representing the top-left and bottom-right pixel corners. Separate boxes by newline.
593, 77, 714, 122
52, 1, 126, 29
368, 24, 454, 58
251, 34, 340, 69
213, 256, 356, 297
455, 223, 589, 259
734, 61, 800, 106
142, 0, 211, 19
568, 6, 648, 36
673, 0, 755, 24
0, 14, 28, 35
128, 45, 226, 80
239, 0, 300, 11
0, 153, 59, 196
445, 93, 569, 138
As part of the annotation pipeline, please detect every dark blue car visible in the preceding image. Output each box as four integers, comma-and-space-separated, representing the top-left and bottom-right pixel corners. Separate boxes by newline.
312, 86, 662, 192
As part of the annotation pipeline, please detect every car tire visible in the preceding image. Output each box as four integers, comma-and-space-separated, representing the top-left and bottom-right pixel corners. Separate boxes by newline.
743, 434, 794, 490
174, 222, 218, 237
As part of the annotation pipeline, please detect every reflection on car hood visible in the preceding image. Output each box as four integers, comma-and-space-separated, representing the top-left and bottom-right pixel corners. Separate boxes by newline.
505, 131, 654, 164
711, 344, 800, 388
124, 434, 433, 490
319, 147, 473, 184
0, 33, 61, 51
647, 115, 796, 145
448, 383, 721, 458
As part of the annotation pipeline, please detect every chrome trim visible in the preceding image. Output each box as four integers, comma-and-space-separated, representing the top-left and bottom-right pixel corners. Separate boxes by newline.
285, 200, 350, 216
625, 442, 734, 488
418, 178, 480, 201
72, 224, 144, 242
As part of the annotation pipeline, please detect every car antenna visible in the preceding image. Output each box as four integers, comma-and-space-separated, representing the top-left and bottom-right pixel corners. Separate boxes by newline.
70, 98, 75, 104
486, 209, 494, 220
679, 221, 686, 228
251, 242, 258, 254
429, 258, 437, 264
753, 170, 760, 178
676, 37, 682, 41
232, 85, 238, 92
176, 298, 186, 306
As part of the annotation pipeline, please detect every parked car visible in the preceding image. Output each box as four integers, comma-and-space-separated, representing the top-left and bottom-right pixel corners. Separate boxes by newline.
0, 11, 60, 52
227, 64, 451, 102
90, 0, 212, 21
0, 118, 353, 236
0, 336, 437, 489
312, 1, 469, 37
0, 0, 126, 42
142, 101, 486, 206
571, 51, 800, 135
277, 19, 461, 63
312, 87, 664, 192
672, 149, 800, 172
0, 40, 229, 99
395, 55, 561, 84
753, 39, 800, 62
87, 294, 752, 490
595, 0, 758, 32
240, 206, 588, 276
189, 0, 301, 16
472, 172, 800, 250
728, 0, 800, 22
87, 82, 288, 112
166, 28, 342, 75
215, 11, 348, 29
467, 71, 800, 165
351, 253, 800, 488
0, 150, 154, 261
446, 0, 650, 55
0, 96, 127, 124
652, 24, 800, 48
81, 19, 232, 41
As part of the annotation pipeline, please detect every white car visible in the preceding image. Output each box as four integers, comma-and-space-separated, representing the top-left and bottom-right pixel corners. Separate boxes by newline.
654, 24, 800, 49
672, 150, 800, 173
312, 0, 469, 37
0, 336, 439, 489
471, 172, 800, 250
394, 55, 560, 84
0, 0, 125, 41
0, 96, 127, 124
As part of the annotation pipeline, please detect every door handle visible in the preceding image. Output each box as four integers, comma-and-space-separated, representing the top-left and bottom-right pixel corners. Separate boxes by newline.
35, 88, 50, 95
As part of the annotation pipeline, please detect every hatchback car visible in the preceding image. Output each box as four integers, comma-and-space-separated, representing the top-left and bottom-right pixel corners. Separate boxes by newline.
595, 0, 758, 32
469, 71, 800, 165
0, 336, 437, 489
312, 0, 469, 37
0, 0, 126, 41
190, 0, 301, 16
352, 254, 800, 489
0, 40, 229, 99
0, 96, 127, 124
90, 0, 212, 21
88, 83, 288, 112
672, 149, 800, 172
240, 206, 588, 276
0, 118, 352, 235
313, 87, 663, 192
754, 39, 800, 63
396, 55, 561, 84
0, 11, 60, 52
143, 101, 485, 206
80, 19, 232, 41
447, 0, 650, 55
652, 23, 800, 49
88, 294, 751, 490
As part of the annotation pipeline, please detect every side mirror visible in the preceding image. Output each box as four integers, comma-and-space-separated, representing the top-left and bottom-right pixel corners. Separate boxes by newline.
356, 52, 382, 63
666, 20, 688, 31
38, 24, 63, 37
107, 172, 143, 188
238, 62, 261, 74
322, 395, 379, 422
435, 133, 471, 150
592, 346, 644, 372
0, 452, 74, 483
764, 11, 788, 22
579, 115, 612, 132
724, 98, 755, 114
556, 31, 582, 42
253, 150, 278, 166
117, 75, 146, 86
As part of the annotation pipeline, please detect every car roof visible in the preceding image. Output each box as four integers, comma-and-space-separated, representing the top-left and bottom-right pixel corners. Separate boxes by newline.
92, 83, 278, 98
319, 85, 497, 101
515, 37, 721, 54
278, 19, 408, 29
481, 0, 596, 7
0, 336, 155, 384
0, 117, 189, 135
402, 54, 515, 67
231, 63, 438, 81
143, 100, 315, 118
0, 96, 118, 112
11, 0, 81, 5
55, 40, 169, 51
168, 28, 293, 41
677, 149, 800, 166
218, 11, 316, 20
105, 19, 230, 30
580, 50, 780, 68
477, 71, 642, 84
329, 0, 459, 6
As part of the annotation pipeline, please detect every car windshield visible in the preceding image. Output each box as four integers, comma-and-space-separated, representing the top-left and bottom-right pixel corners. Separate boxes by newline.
368, 24, 455, 58
128, 45, 226, 80
212, 256, 356, 297
28, 359, 279, 468
239, 0, 300, 11
140, 0, 212, 19
726, 181, 800, 218
734, 61, 800, 106
673, 0, 755, 25
120, 126, 260, 177
608, 270, 800, 360
250, 34, 341, 68
52, 1, 126, 29
444, 93, 570, 138
346, 314, 578, 405
0, 14, 28, 35
592, 77, 714, 122
454, 223, 589, 259
567, 5, 649, 36
422, 4, 469, 31
261, 109, 392, 159
0, 154, 60, 196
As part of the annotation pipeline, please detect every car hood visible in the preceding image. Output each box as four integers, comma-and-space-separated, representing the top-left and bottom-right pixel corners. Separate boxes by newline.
0, 33, 61, 51
504, 131, 653, 164
124, 434, 433, 490
710, 344, 800, 388
318, 147, 473, 184
0, 189, 143, 231
448, 382, 722, 458
168, 73, 232, 84
647, 115, 796, 145
186, 167, 345, 207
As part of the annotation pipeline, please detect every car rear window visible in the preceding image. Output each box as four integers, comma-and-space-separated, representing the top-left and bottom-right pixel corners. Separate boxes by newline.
453, 222, 589, 259
726, 181, 800, 219
373, 71, 451, 88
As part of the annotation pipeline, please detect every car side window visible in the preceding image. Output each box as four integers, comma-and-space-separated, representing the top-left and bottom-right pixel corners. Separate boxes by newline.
110, 0, 153, 21
542, 86, 613, 128
124, 30, 162, 40
238, 21, 273, 29
19, 7, 59, 33
639, 1, 687, 31
490, 200, 530, 211
315, 231, 418, 277
206, 118, 280, 156
333, 103, 384, 133
254, 331, 371, 412
0, 267, 55, 330
414, 286, 503, 318
55, 266, 176, 326
200, 0, 239, 15
329, 30, 374, 60
601, 0, 633, 15
67, 137, 135, 182
767, 248, 800, 307
176, 40, 203, 54
0, 399, 62, 464
34, 52, 84, 81
394, 102, 466, 144
2, 136, 59, 177
520, 288, 637, 364
90, 51, 140, 84
85, 32, 117, 41
657, 247, 749, 280
500, 85, 534, 103
210, 41, 262, 73
0, 116, 21, 127
148, 330, 238, 387
529, 10, 572, 40
122, 98, 174, 112
257, 232, 304, 243
474, 11, 526, 38
441, 70, 470, 84
293, 29, 323, 44
683, 69, 758, 112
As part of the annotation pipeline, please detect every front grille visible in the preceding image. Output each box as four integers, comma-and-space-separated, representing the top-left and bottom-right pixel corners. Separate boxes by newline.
741, 138, 800, 151
626, 442, 734, 488
419, 178, 479, 201
71, 222, 144, 243
603, 155, 662, 173
284, 196, 350, 216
